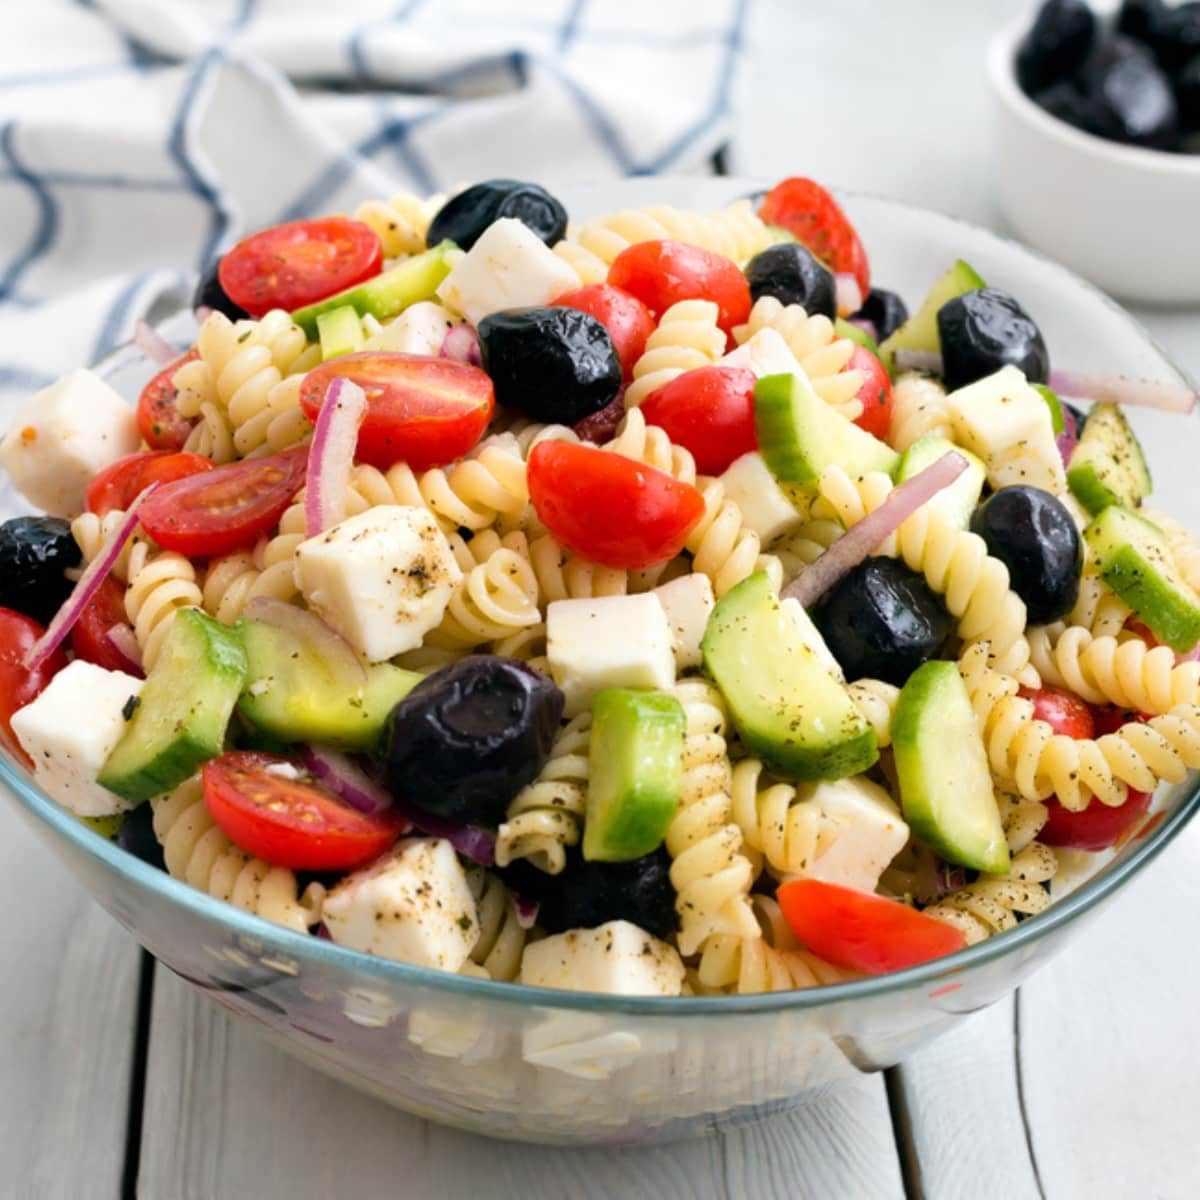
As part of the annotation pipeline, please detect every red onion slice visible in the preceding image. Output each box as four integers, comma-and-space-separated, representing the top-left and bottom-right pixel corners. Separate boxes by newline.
893, 348, 944, 375
1047, 369, 1196, 414
23, 485, 159, 673
440, 324, 482, 367
194, 305, 214, 325
244, 597, 366, 689
1056, 400, 1079, 467
305, 376, 368, 538
847, 317, 878, 343
834, 273, 863, 318
103, 623, 145, 677
781, 451, 970, 608
301, 746, 397, 817
513, 894, 539, 929
133, 319, 177, 366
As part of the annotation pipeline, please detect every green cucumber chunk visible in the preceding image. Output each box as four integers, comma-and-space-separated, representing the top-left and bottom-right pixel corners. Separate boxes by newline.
701, 571, 878, 780
80, 813, 125, 839
878, 259, 986, 374
764, 223, 798, 245
99, 609, 248, 805
754, 370, 899, 486
835, 317, 879, 355
316, 304, 365, 361
891, 660, 1010, 875
582, 688, 685, 862
1085, 505, 1200, 652
291, 241, 457, 339
1033, 383, 1065, 436
236, 618, 422, 751
895, 435, 986, 529
1066, 403, 1152, 515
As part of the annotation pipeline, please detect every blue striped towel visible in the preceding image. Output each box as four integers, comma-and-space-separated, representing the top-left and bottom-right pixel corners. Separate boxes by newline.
0, 0, 748, 407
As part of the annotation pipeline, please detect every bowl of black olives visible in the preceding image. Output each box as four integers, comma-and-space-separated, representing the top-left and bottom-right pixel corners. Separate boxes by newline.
989, 0, 1200, 303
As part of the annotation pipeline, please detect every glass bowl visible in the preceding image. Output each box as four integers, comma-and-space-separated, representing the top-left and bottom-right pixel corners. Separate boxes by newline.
2, 179, 1198, 1146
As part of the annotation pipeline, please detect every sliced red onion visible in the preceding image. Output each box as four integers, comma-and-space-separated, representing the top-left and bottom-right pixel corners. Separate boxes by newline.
103, 623, 145, 677
194, 305, 214, 325
893, 348, 944, 375
315, 922, 332, 940
513, 894, 539, 929
23, 485, 159, 673
1048, 369, 1196, 414
440, 323, 482, 367
301, 745, 397, 817
933, 859, 968, 898
781, 451, 970, 608
834, 273, 863, 318
244, 597, 366, 689
1056, 400, 1079, 467
848, 317, 878, 343
304, 376, 368, 538
133, 319, 177, 366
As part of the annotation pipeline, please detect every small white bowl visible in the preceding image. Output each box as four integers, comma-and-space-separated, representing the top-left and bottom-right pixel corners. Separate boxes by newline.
989, 16, 1200, 305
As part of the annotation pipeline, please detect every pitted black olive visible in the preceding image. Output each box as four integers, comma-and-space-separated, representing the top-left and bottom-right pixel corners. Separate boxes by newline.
744, 243, 836, 320
427, 180, 568, 252
1152, 2, 1200, 73
851, 287, 909, 343
379, 656, 564, 827
1117, 0, 1168, 46
0, 516, 81, 624
937, 288, 1050, 391
115, 804, 166, 872
1082, 39, 1179, 148
478, 306, 622, 423
1016, 0, 1097, 95
193, 259, 249, 321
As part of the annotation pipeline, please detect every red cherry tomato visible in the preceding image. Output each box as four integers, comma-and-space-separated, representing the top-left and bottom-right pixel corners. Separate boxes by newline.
758, 177, 870, 297
86, 450, 216, 517
1018, 685, 1096, 740
640, 366, 758, 475
607, 240, 751, 337
527, 441, 705, 570
202, 751, 409, 871
846, 346, 893, 440
0, 608, 69, 767
70, 578, 143, 677
552, 284, 656, 380
1040, 788, 1152, 851
218, 218, 383, 318
137, 348, 199, 451
777, 879, 966, 975
137, 446, 308, 558
1092, 705, 1146, 736
299, 352, 494, 472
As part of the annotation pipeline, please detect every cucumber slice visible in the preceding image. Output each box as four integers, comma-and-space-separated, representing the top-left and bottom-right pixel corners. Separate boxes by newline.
1067, 404, 1152, 515
582, 688, 685, 862
1033, 383, 1065, 436
878, 259, 986, 374
1085, 505, 1200, 652
701, 571, 878, 780
237, 618, 422, 751
316, 304, 365, 361
754, 370, 899, 486
891, 660, 1010, 875
79, 813, 125, 839
99, 609, 248, 804
835, 317, 879, 356
895, 435, 986, 529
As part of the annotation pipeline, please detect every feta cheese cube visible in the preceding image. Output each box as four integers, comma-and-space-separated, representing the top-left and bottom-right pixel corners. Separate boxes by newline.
364, 301, 458, 356
10, 660, 144, 817
652, 573, 714, 670
546, 593, 675, 716
519, 920, 685, 996
720, 326, 805, 379
294, 505, 462, 662
0, 369, 140, 516
323, 838, 479, 971
719, 451, 803, 544
436, 218, 580, 326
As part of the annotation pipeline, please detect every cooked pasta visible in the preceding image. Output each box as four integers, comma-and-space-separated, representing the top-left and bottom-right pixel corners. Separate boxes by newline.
773, 517, 844, 576
729, 757, 836, 876
997, 792, 1049, 855
887, 371, 954, 451
847, 679, 900, 748
429, 531, 541, 648
1144, 506, 1200, 594
685, 475, 786, 598
602, 406, 698, 482
466, 867, 529, 982
71, 508, 147, 582
528, 533, 628, 603
353, 190, 446, 259
623, 300, 728, 408
123, 543, 203, 672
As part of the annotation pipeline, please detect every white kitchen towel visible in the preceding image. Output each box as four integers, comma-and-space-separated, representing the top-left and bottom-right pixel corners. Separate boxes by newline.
0, 0, 748, 404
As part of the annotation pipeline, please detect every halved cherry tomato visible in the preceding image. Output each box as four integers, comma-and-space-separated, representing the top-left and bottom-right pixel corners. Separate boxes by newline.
299, 353, 494, 472
86, 450, 216, 517
1040, 788, 1152, 851
777, 879, 966, 975
607, 240, 751, 337
1092, 705, 1146, 736
137, 348, 199, 451
847, 346, 893, 440
70, 578, 142, 677
218, 218, 383, 318
758, 177, 870, 298
137, 446, 308, 558
202, 751, 409, 871
1018, 685, 1096, 740
527, 441, 705, 570
0, 608, 69, 767
640, 366, 757, 475
552, 284, 656, 380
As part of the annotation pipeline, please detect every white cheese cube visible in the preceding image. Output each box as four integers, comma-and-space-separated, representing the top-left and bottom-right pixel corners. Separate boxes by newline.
519, 920, 685, 996
10, 660, 143, 817
0, 369, 140, 517
546, 593, 675, 716
294, 505, 462, 662
363, 301, 458, 356
719, 451, 803, 544
720, 326, 805, 379
780, 597, 845, 682
653, 573, 715, 670
323, 838, 478, 971
436, 218, 580, 326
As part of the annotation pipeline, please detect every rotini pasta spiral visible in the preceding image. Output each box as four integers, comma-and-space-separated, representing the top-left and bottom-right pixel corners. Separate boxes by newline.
997, 792, 1049, 855
71, 508, 148, 582
1144, 507, 1200, 596
847, 679, 900, 748
528, 533, 628, 603
152, 776, 324, 934
123, 542, 203, 672
466, 866, 529, 982
772, 517, 844, 576
729, 757, 837, 876
602, 406, 698, 482
353, 191, 446, 258
623, 300, 727, 408
887, 371, 953, 451
433, 536, 540, 648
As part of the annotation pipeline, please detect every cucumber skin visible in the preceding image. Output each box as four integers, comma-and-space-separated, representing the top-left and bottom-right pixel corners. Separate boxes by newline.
317, 304, 366, 361
1066, 404, 1152, 515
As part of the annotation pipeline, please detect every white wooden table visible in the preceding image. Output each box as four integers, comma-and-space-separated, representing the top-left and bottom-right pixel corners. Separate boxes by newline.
6, 2, 1200, 1196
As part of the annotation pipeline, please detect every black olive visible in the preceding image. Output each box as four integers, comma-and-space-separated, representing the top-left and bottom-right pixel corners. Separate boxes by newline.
1083, 40, 1179, 148
850, 287, 909, 343
970, 487, 1083, 624
1152, 2, 1200, 73
1176, 56, 1200, 130
1032, 80, 1100, 134
744, 243, 836, 320
1117, 0, 1168, 47
937, 289, 1050, 391
1016, 0, 1097, 96
426, 180, 568, 252
811, 558, 952, 688
379, 656, 564, 827
478, 307, 622, 424
0, 516, 81, 624
500, 848, 677, 942
192, 258, 249, 321
115, 804, 166, 872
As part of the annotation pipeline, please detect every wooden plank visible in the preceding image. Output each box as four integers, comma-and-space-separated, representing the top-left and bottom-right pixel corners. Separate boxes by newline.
0, 812, 142, 1199
138, 969, 904, 1200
